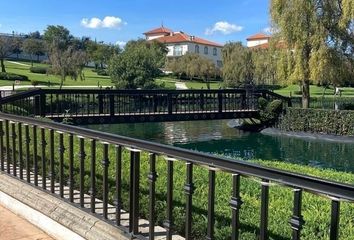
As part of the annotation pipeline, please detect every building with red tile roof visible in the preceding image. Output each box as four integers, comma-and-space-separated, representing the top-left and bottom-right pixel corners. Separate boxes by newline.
144, 26, 223, 67
246, 33, 271, 48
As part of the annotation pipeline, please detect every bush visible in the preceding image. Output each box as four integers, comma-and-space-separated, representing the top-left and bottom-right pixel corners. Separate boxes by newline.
97, 69, 109, 76
0, 72, 28, 81
258, 97, 268, 110
31, 80, 39, 86
30, 66, 48, 74
278, 108, 354, 136
342, 103, 354, 110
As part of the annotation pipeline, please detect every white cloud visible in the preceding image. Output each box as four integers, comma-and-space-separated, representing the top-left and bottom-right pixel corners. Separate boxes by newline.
115, 41, 126, 48
81, 16, 126, 29
205, 21, 243, 35
263, 27, 278, 34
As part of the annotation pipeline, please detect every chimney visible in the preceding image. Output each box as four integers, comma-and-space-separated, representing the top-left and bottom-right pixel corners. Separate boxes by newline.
189, 36, 195, 41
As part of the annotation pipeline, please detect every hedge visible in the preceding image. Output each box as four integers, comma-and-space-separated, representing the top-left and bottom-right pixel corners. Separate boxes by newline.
0, 72, 28, 81
278, 108, 354, 136
30, 66, 48, 74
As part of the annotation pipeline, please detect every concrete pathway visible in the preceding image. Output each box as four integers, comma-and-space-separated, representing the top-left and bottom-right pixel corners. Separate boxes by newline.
0, 85, 111, 91
175, 82, 188, 90
7, 61, 31, 67
0, 205, 54, 240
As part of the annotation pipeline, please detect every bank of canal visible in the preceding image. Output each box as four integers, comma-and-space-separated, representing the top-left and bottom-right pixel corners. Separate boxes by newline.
84, 119, 354, 173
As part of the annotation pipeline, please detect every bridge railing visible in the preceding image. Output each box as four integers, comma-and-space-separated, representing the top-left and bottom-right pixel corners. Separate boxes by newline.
0, 112, 352, 240
0, 88, 287, 118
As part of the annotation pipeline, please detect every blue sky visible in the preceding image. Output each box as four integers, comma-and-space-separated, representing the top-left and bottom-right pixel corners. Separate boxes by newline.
0, 0, 270, 46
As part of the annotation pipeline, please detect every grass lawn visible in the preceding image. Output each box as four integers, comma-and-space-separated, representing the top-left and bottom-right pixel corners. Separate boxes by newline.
0, 60, 113, 87
275, 85, 354, 98
155, 76, 223, 90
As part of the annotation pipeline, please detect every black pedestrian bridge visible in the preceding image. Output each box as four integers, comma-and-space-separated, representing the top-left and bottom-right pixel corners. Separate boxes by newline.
0, 88, 290, 124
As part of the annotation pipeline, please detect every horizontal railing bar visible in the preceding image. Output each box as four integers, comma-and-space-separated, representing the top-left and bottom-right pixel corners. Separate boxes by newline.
1, 112, 353, 201
0, 88, 42, 104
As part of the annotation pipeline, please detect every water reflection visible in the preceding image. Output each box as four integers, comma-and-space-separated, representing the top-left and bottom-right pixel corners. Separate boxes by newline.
84, 120, 354, 172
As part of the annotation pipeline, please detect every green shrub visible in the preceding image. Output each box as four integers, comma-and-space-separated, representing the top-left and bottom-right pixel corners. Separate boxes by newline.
0, 72, 28, 81
97, 69, 109, 76
258, 97, 268, 110
278, 108, 354, 136
30, 66, 48, 74
342, 103, 354, 110
31, 79, 39, 86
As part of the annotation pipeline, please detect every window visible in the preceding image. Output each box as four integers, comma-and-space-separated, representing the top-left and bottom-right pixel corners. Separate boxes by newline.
195, 45, 199, 53
173, 45, 183, 56
213, 48, 217, 56
204, 46, 208, 55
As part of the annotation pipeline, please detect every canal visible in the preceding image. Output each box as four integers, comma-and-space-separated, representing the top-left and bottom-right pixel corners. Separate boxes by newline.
84, 120, 354, 173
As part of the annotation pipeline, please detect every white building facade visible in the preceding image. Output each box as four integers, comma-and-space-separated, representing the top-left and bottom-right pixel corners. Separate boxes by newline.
246, 33, 271, 49
144, 26, 223, 68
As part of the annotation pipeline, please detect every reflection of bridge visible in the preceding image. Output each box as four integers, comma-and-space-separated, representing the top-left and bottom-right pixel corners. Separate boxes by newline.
0, 88, 290, 124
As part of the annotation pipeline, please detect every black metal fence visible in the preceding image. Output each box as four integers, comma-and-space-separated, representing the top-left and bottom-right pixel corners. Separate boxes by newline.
290, 97, 354, 110
0, 112, 352, 240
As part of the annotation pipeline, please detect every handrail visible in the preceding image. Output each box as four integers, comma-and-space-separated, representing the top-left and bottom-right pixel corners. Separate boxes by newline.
1, 112, 353, 201
0, 88, 42, 104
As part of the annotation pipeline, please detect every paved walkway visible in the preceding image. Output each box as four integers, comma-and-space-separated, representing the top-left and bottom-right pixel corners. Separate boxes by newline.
175, 82, 188, 90
0, 205, 53, 240
0, 85, 111, 91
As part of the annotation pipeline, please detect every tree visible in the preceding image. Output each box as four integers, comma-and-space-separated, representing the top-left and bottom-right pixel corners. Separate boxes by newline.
22, 38, 46, 65
44, 26, 88, 88
48, 43, 88, 88
0, 36, 16, 72
199, 57, 218, 89
87, 41, 120, 69
271, 0, 354, 108
166, 53, 219, 88
222, 42, 254, 88
44, 25, 72, 50
12, 38, 23, 59
109, 39, 167, 89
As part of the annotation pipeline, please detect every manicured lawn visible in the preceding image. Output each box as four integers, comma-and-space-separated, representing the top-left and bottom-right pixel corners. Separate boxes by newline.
0, 60, 113, 87
275, 85, 354, 98
155, 76, 223, 89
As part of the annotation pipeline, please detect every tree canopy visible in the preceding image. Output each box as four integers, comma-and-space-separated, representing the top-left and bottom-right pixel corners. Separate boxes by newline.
109, 39, 167, 89
22, 38, 46, 65
167, 53, 220, 89
271, 0, 354, 108
222, 42, 254, 88
0, 36, 16, 72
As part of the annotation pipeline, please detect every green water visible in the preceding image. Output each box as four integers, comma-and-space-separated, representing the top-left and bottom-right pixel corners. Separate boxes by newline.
84, 120, 354, 173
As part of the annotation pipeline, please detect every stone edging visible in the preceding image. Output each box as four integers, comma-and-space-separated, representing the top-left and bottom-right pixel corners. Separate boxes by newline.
0, 172, 130, 240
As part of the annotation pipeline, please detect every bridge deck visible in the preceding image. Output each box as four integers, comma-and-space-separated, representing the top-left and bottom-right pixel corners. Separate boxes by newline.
46, 109, 259, 124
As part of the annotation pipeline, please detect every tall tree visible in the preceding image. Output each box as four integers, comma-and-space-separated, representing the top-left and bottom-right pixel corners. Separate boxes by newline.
271, 0, 354, 108
87, 41, 120, 69
43, 25, 72, 50
0, 36, 16, 72
222, 42, 254, 88
44, 25, 87, 88
109, 39, 167, 89
22, 38, 46, 65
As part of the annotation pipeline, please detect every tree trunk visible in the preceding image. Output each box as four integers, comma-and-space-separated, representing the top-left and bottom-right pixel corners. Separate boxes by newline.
302, 80, 310, 108
0, 58, 6, 72
30, 55, 33, 67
